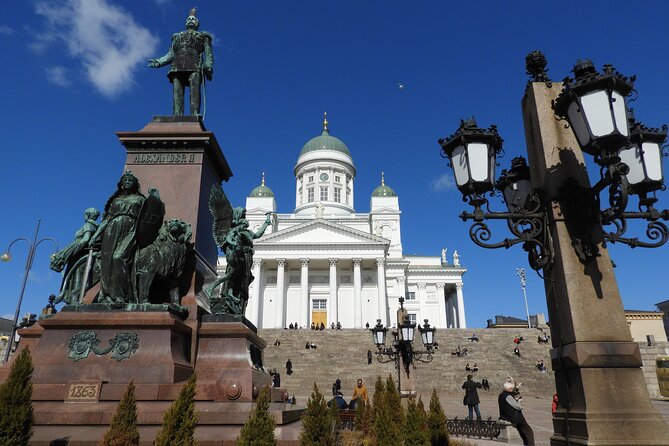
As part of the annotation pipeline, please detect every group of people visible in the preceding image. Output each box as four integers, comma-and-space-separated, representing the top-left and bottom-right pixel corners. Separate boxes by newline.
311, 322, 326, 330
465, 362, 479, 373
536, 359, 547, 372
286, 323, 300, 329
328, 378, 369, 410
537, 331, 550, 344
329, 322, 342, 330
305, 342, 318, 350
462, 375, 534, 446
451, 345, 469, 357
468, 332, 480, 342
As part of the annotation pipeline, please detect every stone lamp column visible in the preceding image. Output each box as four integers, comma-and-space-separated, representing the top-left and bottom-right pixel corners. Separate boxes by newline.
522, 82, 669, 445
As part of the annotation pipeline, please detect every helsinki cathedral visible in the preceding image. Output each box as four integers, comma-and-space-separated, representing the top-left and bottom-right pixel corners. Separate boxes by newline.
218, 115, 467, 329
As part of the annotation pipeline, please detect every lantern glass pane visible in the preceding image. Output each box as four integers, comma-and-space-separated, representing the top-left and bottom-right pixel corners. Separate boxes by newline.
468, 142, 490, 182
619, 145, 645, 185
643, 142, 663, 181
427, 330, 434, 345
421, 331, 428, 345
451, 146, 469, 187
611, 91, 629, 136
567, 101, 590, 146
580, 90, 614, 137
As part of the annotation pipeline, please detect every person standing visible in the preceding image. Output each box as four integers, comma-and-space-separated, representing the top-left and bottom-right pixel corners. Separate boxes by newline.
367, 349, 373, 365
498, 382, 535, 446
350, 378, 369, 410
462, 374, 482, 420
285, 358, 293, 376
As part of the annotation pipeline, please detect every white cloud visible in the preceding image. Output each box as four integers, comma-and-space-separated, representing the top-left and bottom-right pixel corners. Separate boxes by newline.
0, 25, 14, 36
46, 65, 72, 87
33, 0, 158, 97
430, 173, 456, 191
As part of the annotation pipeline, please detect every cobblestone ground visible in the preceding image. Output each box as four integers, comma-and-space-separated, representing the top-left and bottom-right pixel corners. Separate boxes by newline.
441, 395, 669, 446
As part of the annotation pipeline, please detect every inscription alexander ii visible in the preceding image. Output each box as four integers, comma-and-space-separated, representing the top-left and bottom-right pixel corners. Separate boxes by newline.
132, 153, 196, 164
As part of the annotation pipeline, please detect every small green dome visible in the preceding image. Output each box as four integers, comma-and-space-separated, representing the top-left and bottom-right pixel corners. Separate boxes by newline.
372, 172, 397, 197
298, 114, 351, 157
249, 174, 274, 197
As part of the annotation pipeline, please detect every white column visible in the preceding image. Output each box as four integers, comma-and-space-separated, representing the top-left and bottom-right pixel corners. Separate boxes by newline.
353, 258, 362, 328
416, 282, 427, 324
395, 276, 406, 327
300, 258, 310, 328
456, 282, 466, 328
329, 258, 338, 326
376, 257, 388, 325
447, 293, 455, 328
251, 259, 263, 327
436, 283, 446, 329
275, 259, 286, 329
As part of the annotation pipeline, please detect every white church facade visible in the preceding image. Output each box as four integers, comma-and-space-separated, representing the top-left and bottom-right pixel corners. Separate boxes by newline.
218, 116, 467, 329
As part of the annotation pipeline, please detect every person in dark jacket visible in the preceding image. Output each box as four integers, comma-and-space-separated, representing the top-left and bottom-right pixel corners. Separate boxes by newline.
498, 381, 535, 446
332, 378, 342, 396
286, 358, 293, 376
328, 391, 349, 409
462, 374, 482, 420
367, 349, 373, 365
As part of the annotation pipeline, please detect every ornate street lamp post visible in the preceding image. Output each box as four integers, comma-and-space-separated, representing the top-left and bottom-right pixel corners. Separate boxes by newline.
439, 51, 669, 445
1, 219, 57, 363
370, 297, 435, 397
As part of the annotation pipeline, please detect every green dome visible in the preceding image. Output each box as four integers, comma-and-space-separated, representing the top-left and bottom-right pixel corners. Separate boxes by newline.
372, 172, 397, 197
249, 174, 274, 197
372, 184, 397, 197
299, 126, 351, 157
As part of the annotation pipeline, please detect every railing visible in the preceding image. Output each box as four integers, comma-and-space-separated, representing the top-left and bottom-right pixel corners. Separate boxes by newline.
446, 418, 501, 440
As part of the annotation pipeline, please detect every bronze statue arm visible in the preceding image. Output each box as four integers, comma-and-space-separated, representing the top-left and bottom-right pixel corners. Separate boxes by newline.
202, 33, 214, 80
252, 213, 273, 239
147, 37, 177, 68
89, 218, 108, 247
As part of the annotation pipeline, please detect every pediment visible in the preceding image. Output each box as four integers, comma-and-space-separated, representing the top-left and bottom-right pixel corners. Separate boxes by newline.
256, 219, 388, 246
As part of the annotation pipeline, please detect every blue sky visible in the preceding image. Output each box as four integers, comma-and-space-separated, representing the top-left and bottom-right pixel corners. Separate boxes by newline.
2, 0, 669, 329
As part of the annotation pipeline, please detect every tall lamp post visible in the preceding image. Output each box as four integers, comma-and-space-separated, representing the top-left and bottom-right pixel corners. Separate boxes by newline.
370, 297, 436, 397
1, 219, 57, 363
438, 51, 669, 445
516, 268, 531, 329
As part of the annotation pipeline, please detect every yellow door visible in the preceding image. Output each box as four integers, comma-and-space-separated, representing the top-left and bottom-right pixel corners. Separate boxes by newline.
312, 298, 327, 326
312, 311, 327, 327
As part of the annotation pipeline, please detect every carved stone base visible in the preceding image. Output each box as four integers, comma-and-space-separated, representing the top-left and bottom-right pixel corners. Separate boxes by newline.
195, 320, 271, 402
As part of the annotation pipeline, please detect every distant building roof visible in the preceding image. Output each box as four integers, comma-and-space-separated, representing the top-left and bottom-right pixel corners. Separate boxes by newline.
0, 317, 13, 335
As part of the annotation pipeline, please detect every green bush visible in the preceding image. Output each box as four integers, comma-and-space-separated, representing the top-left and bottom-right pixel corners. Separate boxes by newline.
0, 348, 34, 446
404, 398, 430, 446
427, 389, 449, 446
298, 383, 335, 446
153, 373, 198, 446
100, 380, 139, 446
238, 386, 276, 446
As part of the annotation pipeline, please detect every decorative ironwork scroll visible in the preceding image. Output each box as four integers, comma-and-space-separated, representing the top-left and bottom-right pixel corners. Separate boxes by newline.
446, 418, 501, 440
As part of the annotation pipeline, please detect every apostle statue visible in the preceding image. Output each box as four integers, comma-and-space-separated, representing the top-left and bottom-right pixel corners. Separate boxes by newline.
148, 8, 213, 116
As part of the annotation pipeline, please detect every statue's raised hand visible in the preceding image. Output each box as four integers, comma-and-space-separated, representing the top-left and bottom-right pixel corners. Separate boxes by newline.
147, 59, 161, 68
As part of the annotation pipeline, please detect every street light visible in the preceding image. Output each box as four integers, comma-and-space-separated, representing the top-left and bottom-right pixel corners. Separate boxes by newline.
516, 268, 531, 329
439, 53, 669, 268
370, 297, 435, 391
1, 219, 57, 363
438, 50, 669, 444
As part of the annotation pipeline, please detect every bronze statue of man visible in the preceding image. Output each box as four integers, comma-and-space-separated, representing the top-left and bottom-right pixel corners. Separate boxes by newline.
148, 8, 213, 116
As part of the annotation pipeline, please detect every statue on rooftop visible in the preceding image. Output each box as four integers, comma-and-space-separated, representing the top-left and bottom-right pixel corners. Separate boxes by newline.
147, 8, 214, 116
207, 184, 272, 315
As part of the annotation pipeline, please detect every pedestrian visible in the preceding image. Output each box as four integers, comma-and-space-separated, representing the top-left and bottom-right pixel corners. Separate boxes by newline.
332, 378, 341, 396
286, 358, 293, 376
499, 381, 535, 446
367, 349, 373, 365
365, 322, 370, 329
272, 370, 281, 388
350, 378, 369, 410
482, 377, 490, 391
552, 393, 559, 414
472, 362, 479, 373
462, 374, 483, 420
514, 347, 521, 357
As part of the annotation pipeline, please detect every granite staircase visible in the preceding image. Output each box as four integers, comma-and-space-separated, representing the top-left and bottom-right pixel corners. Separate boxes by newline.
259, 328, 555, 403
